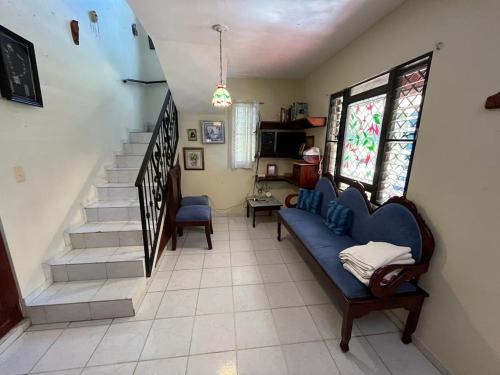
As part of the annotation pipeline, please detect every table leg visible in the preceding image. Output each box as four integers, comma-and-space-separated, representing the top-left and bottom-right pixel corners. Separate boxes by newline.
253, 208, 256, 228
246, 202, 249, 218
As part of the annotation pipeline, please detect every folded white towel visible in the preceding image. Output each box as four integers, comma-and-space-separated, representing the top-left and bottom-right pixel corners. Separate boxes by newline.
339, 241, 415, 286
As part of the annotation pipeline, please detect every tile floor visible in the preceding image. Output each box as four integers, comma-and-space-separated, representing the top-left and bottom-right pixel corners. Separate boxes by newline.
0, 215, 441, 374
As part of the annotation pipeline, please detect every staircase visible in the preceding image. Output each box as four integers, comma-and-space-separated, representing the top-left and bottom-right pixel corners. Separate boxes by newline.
24, 131, 154, 324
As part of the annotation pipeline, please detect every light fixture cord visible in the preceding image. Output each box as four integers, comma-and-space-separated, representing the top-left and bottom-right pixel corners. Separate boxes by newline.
219, 30, 223, 85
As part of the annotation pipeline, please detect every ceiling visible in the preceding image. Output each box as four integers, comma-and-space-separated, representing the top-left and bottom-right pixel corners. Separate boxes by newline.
128, 0, 405, 113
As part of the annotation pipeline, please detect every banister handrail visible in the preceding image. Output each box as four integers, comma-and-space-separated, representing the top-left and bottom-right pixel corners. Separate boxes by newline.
135, 88, 179, 276
123, 79, 167, 85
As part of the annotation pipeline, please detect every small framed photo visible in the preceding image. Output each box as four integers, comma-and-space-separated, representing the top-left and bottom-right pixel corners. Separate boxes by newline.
266, 164, 277, 177
187, 128, 197, 141
183, 147, 204, 170
0, 25, 43, 107
201, 121, 225, 144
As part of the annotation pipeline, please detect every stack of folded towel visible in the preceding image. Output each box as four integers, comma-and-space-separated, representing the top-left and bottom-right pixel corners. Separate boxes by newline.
339, 241, 415, 286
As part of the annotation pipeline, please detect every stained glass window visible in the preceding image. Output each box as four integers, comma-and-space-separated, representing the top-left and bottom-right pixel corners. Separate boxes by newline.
323, 53, 431, 205
340, 94, 386, 184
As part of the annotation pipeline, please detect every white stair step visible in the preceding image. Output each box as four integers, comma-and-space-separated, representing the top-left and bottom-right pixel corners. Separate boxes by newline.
129, 131, 153, 143
123, 142, 149, 155
105, 166, 139, 183
96, 183, 138, 201
115, 154, 144, 168
49, 246, 145, 281
25, 277, 146, 324
69, 221, 143, 249
84, 200, 140, 222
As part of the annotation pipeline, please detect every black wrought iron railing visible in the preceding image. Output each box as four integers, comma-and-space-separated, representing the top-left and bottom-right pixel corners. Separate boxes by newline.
135, 89, 179, 276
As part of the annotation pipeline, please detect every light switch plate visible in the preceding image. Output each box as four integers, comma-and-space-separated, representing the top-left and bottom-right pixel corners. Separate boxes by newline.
14, 166, 26, 183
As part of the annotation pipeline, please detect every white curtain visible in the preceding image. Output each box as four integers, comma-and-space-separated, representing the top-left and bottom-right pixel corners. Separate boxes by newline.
231, 102, 259, 169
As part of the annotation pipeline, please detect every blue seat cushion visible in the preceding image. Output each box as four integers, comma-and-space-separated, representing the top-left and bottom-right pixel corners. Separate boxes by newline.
176, 205, 211, 222
311, 244, 418, 299
181, 195, 209, 206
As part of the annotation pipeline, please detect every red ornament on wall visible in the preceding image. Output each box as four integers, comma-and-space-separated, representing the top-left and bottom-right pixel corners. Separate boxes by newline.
485, 92, 500, 109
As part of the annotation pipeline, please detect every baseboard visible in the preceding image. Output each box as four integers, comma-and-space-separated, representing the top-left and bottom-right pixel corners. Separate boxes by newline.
0, 319, 30, 355
385, 310, 451, 374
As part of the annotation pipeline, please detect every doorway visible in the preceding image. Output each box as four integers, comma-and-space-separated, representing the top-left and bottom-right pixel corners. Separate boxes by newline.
0, 230, 22, 338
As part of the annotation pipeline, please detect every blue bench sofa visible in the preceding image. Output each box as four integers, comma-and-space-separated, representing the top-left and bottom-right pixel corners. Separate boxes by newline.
277, 176, 434, 352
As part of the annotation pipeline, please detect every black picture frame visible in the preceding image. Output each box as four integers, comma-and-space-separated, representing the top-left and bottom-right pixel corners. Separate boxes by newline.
0, 25, 43, 107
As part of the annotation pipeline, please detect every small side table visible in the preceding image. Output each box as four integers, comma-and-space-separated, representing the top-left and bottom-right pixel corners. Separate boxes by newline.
246, 196, 283, 228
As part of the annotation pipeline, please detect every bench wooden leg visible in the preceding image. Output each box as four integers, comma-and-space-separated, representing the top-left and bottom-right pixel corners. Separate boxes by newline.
172, 224, 178, 250
277, 219, 282, 241
209, 216, 214, 234
402, 296, 425, 344
205, 224, 213, 250
340, 305, 354, 352
177, 227, 184, 237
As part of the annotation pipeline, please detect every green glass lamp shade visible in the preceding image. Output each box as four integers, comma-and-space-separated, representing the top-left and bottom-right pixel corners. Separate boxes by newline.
212, 84, 232, 107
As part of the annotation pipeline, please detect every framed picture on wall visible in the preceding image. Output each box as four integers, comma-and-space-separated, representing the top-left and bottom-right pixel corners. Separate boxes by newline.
187, 128, 197, 141
266, 164, 277, 177
183, 147, 204, 170
201, 121, 225, 144
0, 25, 43, 107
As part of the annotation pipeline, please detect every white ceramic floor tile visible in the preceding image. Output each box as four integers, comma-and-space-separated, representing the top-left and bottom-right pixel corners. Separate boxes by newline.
367, 333, 441, 375
230, 230, 250, 240
200, 267, 232, 288
286, 262, 315, 281
159, 255, 178, 271
326, 337, 390, 375
186, 351, 237, 375
307, 304, 361, 340
175, 254, 205, 270
259, 264, 292, 283
255, 250, 284, 265
231, 266, 262, 285
156, 289, 198, 318
203, 253, 231, 268
233, 284, 269, 312
252, 239, 277, 251
196, 287, 234, 315
190, 313, 235, 355
279, 248, 303, 263
231, 251, 257, 266
282, 341, 340, 375
356, 311, 399, 335
295, 280, 330, 305
211, 240, 230, 252
81, 362, 136, 374
229, 240, 253, 252
134, 357, 187, 375
265, 282, 304, 308
235, 310, 280, 349
167, 269, 202, 290
237, 346, 287, 375
33, 326, 108, 373
88, 320, 152, 366
141, 317, 194, 360
272, 306, 322, 345
115, 292, 162, 323
0, 330, 62, 375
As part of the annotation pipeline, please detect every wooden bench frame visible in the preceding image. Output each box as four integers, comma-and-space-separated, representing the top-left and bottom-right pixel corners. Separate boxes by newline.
277, 176, 435, 352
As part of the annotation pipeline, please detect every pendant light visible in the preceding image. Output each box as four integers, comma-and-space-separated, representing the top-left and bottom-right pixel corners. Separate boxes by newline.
212, 24, 232, 108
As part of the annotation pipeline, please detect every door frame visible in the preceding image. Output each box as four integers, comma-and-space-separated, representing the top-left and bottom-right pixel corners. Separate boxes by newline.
0, 222, 22, 338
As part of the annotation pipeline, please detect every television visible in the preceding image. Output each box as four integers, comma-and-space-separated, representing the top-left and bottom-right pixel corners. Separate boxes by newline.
276, 132, 306, 158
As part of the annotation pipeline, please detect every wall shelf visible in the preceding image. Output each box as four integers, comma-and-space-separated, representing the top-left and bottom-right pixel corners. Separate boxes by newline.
260, 116, 327, 130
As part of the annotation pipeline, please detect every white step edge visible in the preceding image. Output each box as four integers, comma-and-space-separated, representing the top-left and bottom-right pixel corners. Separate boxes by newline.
68, 222, 143, 249
25, 277, 147, 324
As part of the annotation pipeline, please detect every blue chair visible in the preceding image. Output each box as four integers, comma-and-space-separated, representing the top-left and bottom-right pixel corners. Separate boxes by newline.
175, 162, 209, 207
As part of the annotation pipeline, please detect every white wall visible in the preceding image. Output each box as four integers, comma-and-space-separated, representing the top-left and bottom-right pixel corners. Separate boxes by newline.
0, 0, 165, 298
305, 0, 500, 373
178, 78, 308, 215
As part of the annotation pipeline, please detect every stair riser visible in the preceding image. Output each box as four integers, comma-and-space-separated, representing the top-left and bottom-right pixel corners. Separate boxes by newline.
70, 231, 143, 249
52, 261, 144, 282
129, 133, 152, 143
115, 155, 144, 168
85, 206, 141, 222
97, 186, 138, 201
123, 143, 149, 154
106, 169, 139, 183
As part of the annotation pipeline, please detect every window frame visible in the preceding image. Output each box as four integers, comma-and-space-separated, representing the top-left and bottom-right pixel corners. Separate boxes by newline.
324, 52, 433, 204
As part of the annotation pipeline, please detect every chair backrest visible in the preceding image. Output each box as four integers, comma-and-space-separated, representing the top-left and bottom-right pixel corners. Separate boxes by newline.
174, 160, 183, 201
314, 177, 338, 219
167, 167, 180, 222
337, 186, 432, 263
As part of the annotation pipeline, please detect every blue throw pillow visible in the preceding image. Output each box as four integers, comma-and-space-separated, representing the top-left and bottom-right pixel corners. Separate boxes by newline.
296, 189, 323, 214
324, 200, 352, 235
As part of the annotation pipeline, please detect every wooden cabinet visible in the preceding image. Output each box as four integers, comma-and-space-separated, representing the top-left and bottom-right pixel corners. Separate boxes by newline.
290, 163, 319, 189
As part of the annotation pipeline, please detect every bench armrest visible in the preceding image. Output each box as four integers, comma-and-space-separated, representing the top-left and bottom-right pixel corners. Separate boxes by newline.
285, 193, 298, 208
369, 263, 429, 298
